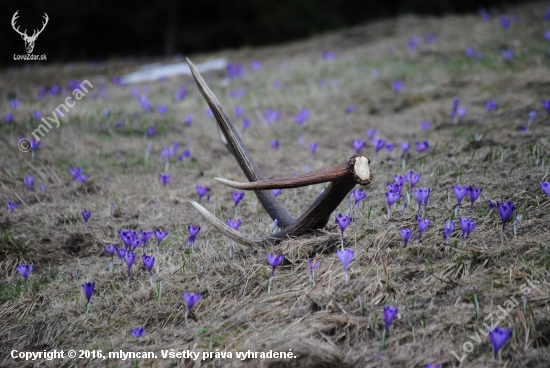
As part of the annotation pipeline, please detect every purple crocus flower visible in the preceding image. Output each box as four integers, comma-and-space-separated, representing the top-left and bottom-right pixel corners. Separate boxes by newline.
416, 140, 429, 153
10, 99, 20, 109
188, 224, 200, 246
497, 200, 516, 232
488, 327, 513, 359
30, 138, 41, 152
413, 188, 430, 214
335, 213, 351, 249
392, 80, 403, 93
442, 220, 455, 244
479, 7, 489, 21
386, 191, 403, 219
394, 174, 407, 186
453, 185, 468, 206
424, 363, 441, 368
242, 119, 250, 132
82, 281, 95, 313
183, 291, 201, 324
451, 98, 460, 119
4, 114, 14, 123
265, 108, 280, 125
270, 139, 279, 150
467, 186, 483, 208
272, 80, 281, 89
124, 251, 136, 283
337, 248, 354, 283
196, 185, 210, 201
424, 34, 437, 43
24, 175, 35, 191
184, 114, 193, 125
387, 182, 402, 193
501, 50, 514, 61
420, 121, 431, 131
373, 139, 386, 155
251, 60, 261, 70
466, 47, 476, 58
104, 244, 116, 269
140, 230, 152, 249
400, 142, 411, 160
82, 210, 91, 228
231, 192, 245, 207
352, 139, 366, 153
266, 253, 284, 293
139, 97, 151, 111
500, 15, 510, 30
386, 143, 395, 152
226, 218, 242, 231
542, 100, 550, 115
294, 109, 309, 125
147, 127, 155, 136
417, 217, 430, 241
235, 106, 244, 117
322, 51, 337, 60
6, 201, 19, 213
308, 259, 320, 284
366, 129, 377, 140
116, 247, 126, 261
16, 264, 33, 281
308, 142, 319, 155
545, 30, 550, 41
459, 217, 476, 241
383, 305, 398, 332
540, 182, 550, 197
154, 228, 168, 253
272, 188, 282, 197
159, 173, 170, 187
142, 253, 155, 285
346, 105, 354, 114
400, 228, 412, 247
353, 189, 367, 205
486, 100, 497, 113
407, 171, 422, 189
131, 327, 144, 338
178, 149, 191, 161
174, 85, 188, 101
32, 110, 41, 120
226, 63, 244, 79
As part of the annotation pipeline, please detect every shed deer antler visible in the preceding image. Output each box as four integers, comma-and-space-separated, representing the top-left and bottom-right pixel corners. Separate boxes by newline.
186, 58, 372, 246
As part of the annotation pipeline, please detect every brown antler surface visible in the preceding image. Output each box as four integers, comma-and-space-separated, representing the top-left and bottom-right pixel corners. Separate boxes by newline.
186, 58, 372, 246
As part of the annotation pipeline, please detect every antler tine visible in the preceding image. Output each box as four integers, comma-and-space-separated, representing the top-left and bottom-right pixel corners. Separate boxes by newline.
34, 13, 49, 37
11, 11, 27, 37
186, 58, 295, 228
187, 201, 270, 246
214, 161, 352, 190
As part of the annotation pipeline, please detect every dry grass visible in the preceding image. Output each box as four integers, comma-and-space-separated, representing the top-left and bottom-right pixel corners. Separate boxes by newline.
1, 2, 550, 367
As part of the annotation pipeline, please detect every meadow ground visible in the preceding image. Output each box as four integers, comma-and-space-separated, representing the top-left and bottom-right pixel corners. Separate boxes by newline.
1, 2, 550, 367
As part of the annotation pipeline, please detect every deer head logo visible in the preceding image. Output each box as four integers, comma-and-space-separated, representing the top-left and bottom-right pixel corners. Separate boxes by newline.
11, 11, 49, 54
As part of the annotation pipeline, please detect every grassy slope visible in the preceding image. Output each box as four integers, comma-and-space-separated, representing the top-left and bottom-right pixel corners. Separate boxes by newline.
1, 2, 550, 367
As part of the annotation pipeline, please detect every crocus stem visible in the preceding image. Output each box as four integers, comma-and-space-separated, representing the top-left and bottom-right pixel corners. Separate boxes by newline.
401, 158, 405, 170
86, 302, 89, 314
229, 242, 233, 258
387, 204, 391, 220
345, 271, 348, 283
500, 227, 504, 244
406, 190, 410, 205
127, 269, 130, 286
268, 276, 272, 294
149, 271, 154, 287
185, 312, 188, 326
340, 231, 344, 250
145, 141, 152, 160
473, 291, 479, 320
109, 258, 113, 270
157, 243, 160, 254
164, 161, 169, 173
382, 328, 387, 349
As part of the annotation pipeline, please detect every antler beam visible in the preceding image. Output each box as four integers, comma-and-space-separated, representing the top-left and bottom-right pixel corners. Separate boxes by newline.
186, 58, 372, 246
